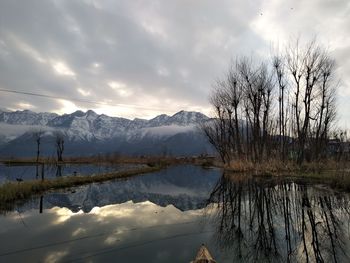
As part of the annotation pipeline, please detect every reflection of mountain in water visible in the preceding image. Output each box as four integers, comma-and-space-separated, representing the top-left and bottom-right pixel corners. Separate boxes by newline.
20, 165, 221, 213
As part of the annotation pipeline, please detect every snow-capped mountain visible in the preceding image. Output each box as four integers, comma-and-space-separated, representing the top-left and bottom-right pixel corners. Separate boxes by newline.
0, 109, 58, 126
0, 109, 213, 157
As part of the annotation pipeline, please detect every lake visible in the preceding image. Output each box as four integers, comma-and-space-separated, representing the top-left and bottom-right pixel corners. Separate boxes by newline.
0, 165, 349, 262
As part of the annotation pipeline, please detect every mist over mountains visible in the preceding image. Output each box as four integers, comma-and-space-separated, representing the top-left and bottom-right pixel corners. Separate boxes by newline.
0, 109, 213, 157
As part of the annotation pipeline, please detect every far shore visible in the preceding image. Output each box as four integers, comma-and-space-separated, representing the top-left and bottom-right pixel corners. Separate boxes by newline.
0, 155, 216, 166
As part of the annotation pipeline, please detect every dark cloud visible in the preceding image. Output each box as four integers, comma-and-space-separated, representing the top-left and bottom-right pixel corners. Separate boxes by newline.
0, 0, 349, 124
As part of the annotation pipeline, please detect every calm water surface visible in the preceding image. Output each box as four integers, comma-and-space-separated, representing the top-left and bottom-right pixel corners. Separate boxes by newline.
0, 165, 349, 262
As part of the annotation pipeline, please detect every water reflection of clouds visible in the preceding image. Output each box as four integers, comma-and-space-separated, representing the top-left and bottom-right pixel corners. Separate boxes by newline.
0, 201, 210, 263
71, 227, 86, 237
51, 207, 83, 224
44, 250, 68, 263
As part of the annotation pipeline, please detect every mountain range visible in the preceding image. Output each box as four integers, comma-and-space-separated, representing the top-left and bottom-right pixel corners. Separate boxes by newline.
0, 109, 214, 157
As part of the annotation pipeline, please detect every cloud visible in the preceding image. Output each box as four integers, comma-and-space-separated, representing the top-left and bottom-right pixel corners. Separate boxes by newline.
16, 101, 36, 110
51, 61, 76, 77
77, 87, 90, 96
0, 0, 349, 125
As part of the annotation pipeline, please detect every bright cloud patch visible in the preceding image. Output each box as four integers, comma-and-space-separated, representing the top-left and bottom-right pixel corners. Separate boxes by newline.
52, 61, 76, 77
17, 102, 36, 109
77, 88, 90, 96
108, 81, 132, 97
56, 99, 86, 115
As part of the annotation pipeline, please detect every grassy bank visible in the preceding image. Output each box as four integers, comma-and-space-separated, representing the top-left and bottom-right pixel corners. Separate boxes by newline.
0, 165, 163, 206
222, 159, 349, 175
291, 169, 350, 192
222, 159, 350, 191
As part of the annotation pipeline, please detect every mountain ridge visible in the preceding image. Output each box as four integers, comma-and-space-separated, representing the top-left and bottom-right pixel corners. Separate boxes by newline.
0, 109, 213, 157
0, 109, 209, 127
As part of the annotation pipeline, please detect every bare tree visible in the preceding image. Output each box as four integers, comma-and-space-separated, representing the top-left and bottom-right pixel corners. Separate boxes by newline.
226, 63, 244, 155
203, 38, 339, 166
201, 89, 232, 164
54, 132, 65, 162
32, 129, 44, 178
313, 59, 337, 159
201, 61, 246, 164
237, 59, 274, 162
286, 39, 336, 164
32, 130, 44, 162
273, 55, 288, 159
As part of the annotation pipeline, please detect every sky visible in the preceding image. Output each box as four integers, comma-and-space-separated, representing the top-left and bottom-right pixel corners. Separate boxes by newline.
0, 0, 349, 126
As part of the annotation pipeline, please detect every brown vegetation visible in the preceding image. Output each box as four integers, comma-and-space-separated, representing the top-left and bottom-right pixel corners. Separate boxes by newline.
0, 165, 163, 207
221, 159, 350, 192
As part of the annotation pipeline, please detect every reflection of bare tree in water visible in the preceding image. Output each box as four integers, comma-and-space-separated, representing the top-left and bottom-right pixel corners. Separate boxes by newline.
56, 165, 63, 177
39, 195, 43, 214
207, 174, 350, 262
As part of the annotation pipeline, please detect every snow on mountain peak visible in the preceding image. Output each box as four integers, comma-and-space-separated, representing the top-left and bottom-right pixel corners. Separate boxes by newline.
0, 109, 209, 143
86, 110, 98, 117
0, 109, 58, 126
168, 110, 208, 125
148, 114, 170, 127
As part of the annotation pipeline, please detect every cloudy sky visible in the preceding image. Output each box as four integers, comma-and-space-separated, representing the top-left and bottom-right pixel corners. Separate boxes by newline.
0, 0, 349, 125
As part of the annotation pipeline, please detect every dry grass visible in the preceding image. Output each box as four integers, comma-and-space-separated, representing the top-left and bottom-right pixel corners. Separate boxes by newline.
290, 169, 350, 192
0, 165, 163, 206
224, 159, 296, 175
223, 159, 349, 175
222, 158, 350, 192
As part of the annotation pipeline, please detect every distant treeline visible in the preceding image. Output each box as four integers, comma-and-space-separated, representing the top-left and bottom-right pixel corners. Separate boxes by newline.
202, 39, 348, 165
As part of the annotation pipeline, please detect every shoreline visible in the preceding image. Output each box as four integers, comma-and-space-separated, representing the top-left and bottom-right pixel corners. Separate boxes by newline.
0, 165, 163, 207
0, 155, 215, 166
1, 157, 350, 208
221, 164, 350, 192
